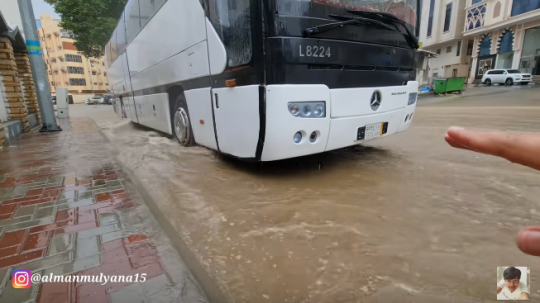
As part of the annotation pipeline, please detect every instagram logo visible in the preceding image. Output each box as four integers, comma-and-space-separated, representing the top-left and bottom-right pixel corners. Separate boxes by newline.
12, 269, 31, 289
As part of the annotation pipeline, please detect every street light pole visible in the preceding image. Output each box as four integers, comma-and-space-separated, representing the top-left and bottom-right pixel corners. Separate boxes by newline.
17, 0, 61, 132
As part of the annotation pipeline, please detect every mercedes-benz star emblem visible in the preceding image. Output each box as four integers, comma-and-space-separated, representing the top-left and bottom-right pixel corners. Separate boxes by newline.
370, 91, 381, 111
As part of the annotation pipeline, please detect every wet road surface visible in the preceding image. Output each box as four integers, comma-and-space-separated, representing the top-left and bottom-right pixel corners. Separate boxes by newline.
74, 86, 540, 302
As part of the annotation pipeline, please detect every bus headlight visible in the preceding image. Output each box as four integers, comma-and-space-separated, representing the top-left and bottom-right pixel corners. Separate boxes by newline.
408, 93, 417, 105
287, 102, 326, 118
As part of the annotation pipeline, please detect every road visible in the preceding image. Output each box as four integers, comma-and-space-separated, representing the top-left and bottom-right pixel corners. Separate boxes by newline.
70, 85, 540, 302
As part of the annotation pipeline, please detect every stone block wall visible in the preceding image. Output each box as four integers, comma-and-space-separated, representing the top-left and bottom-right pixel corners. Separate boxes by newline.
15, 52, 40, 129
0, 37, 30, 133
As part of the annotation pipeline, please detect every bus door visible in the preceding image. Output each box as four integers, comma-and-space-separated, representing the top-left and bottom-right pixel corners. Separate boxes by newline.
207, 0, 262, 158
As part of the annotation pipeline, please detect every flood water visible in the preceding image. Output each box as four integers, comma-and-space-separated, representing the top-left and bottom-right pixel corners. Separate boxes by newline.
88, 87, 540, 302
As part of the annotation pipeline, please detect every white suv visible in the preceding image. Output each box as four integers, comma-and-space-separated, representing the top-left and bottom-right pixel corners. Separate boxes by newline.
482, 69, 532, 86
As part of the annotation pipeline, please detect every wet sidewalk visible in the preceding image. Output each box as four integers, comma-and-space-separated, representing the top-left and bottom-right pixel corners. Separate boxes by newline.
0, 118, 208, 303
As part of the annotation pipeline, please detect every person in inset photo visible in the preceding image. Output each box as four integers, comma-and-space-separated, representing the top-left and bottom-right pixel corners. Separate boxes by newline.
497, 267, 530, 300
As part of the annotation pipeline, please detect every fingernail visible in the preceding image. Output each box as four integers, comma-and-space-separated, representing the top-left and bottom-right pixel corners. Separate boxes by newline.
516, 228, 540, 256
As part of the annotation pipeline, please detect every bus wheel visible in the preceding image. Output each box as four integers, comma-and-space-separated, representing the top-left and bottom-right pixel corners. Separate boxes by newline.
173, 95, 195, 147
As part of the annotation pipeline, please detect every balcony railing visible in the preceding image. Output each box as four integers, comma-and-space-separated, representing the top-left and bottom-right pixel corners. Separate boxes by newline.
465, 3, 487, 31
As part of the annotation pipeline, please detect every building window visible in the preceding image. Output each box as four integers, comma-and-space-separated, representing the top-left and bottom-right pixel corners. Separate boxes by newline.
444, 3, 452, 32
479, 36, 492, 56
104, 72, 107, 76
41, 37, 45, 42
457, 41, 462, 56
446, 46, 452, 53
472, 0, 483, 4
493, 1, 501, 17
69, 78, 86, 86
65, 54, 83, 63
51, 81, 54, 86
511, 0, 540, 17
60, 30, 74, 39
436, 48, 441, 54
467, 40, 474, 55
452, 69, 458, 77
427, 0, 435, 37
67, 66, 85, 74
48, 70, 52, 75
93, 82, 98, 86
498, 31, 514, 53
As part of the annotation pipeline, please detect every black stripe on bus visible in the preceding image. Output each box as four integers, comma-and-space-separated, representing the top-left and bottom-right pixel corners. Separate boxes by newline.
255, 85, 266, 161
118, 76, 212, 98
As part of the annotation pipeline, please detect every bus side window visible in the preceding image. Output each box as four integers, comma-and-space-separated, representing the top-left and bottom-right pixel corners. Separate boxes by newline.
208, 0, 253, 69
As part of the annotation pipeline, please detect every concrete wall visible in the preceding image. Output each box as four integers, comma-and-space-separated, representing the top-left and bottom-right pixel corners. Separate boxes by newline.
422, 40, 471, 84
72, 93, 93, 104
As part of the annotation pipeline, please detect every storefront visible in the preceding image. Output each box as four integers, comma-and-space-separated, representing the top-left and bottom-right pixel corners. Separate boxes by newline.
475, 35, 496, 80
519, 26, 540, 75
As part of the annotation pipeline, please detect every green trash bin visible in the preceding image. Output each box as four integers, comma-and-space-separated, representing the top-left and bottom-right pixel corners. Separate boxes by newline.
433, 78, 448, 95
446, 77, 466, 93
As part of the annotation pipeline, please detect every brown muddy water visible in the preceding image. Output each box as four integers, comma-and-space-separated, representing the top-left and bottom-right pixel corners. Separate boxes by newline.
89, 89, 540, 303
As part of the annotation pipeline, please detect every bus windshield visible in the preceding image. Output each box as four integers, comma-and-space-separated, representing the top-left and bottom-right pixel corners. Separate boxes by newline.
275, 0, 417, 28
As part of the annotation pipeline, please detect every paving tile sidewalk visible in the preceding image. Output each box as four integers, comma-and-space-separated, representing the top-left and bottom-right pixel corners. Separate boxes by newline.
0, 118, 209, 303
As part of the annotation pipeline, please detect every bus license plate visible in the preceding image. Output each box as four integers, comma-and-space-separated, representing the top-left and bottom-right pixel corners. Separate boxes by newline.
357, 122, 388, 140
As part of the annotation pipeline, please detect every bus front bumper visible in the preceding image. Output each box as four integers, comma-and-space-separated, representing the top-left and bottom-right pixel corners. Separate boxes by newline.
261, 82, 418, 161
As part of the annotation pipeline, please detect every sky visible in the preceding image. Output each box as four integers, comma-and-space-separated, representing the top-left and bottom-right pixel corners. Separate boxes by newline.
32, 0, 60, 19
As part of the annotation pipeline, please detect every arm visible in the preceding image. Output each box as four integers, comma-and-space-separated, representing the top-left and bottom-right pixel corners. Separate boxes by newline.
520, 292, 530, 300
497, 286, 502, 294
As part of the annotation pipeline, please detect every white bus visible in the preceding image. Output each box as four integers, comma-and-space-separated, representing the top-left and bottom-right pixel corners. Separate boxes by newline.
105, 0, 419, 161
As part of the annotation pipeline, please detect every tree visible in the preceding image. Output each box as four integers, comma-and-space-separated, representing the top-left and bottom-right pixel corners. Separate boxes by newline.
45, 0, 127, 58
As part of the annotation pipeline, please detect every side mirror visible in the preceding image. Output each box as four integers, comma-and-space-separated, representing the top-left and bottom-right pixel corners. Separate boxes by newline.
504, 72, 508, 75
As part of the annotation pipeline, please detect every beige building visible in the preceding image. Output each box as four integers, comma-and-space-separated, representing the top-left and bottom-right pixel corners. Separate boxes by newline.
37, 14, 108, 99
418, 0, 474, 85
463, 0, 540, 84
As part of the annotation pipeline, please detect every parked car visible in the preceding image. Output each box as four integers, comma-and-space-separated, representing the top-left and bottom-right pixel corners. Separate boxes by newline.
86, 95, 105, 105
103, 95, 114, 105
482, 69, 532, 86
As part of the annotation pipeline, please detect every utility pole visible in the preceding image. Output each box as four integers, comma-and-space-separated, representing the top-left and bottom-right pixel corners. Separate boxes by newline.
17, 0, 61, 132
88, 59, 94, 95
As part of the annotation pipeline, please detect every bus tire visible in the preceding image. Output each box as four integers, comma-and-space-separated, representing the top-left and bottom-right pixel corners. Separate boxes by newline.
172, 94, 195, 147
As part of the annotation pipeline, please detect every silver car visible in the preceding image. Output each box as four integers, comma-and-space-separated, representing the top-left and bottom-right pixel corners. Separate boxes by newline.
86, 95, 104, 105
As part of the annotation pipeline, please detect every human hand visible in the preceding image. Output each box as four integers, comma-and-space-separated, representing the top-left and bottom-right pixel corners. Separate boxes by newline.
445, 127, 540, 256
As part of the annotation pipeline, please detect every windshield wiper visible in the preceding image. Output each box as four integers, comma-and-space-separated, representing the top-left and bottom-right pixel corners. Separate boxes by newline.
347, 10, 419, 49
303, 15, 394, 37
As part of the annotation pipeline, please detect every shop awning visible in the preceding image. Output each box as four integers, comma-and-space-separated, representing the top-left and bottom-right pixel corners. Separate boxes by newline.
0, 9, 27, 53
